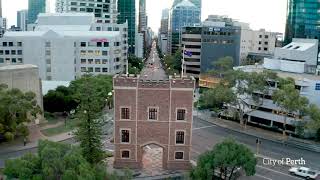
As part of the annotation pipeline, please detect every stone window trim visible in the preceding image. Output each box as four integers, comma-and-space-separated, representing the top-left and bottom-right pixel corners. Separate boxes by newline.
119, 128, 131, 144
147, 106, 159, 121
120, 149, 131, 159
176, 108, 187, 121
120, 106, 131, 120
174, 151, 184, 160
175, 130, 186, 145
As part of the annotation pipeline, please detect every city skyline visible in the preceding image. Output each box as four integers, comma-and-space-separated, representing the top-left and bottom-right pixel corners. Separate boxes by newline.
3, 0, 286, 33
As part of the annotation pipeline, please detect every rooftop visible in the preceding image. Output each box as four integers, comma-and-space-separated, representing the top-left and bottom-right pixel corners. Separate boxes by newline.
235, 65, 320, 81
4, 30, 121, 38
0, 64, 38, 71
174, 0, 196, 8
38, 13, 94, 17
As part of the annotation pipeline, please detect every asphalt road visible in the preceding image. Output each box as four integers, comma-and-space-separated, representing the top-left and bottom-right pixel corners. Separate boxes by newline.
192, 117, 319, 180
140, 42, 167, 80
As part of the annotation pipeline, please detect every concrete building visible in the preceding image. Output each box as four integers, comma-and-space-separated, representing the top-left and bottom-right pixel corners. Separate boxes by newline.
159, 34, 168, 55
0, 17, 6, 37
17, 10, 28, 31
168, 0, 201, 55
181, 16, 241, 78
113, 74, 195, 170
234, 38, 320, 134
264, 38, 319, 74
56, 0, 118, 24
28, 0, 48, 24
0, 13, 126, 81
0, 64, 43, 111
135, 32, 144, 58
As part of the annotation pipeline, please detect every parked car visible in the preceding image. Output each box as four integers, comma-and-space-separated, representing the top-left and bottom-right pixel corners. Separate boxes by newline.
289, 167, 319, 179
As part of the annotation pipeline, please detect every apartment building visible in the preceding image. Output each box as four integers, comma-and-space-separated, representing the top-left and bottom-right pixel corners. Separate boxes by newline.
0, 13, 126, 81
113, 74, 195, 170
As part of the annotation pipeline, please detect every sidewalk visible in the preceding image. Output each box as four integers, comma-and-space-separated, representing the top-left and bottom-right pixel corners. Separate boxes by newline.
196, 110, 320, 152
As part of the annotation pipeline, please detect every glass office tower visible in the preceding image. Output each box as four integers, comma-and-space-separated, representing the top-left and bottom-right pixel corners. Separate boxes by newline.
118, 0, 139, 54
284, 0, 320, 44
28, 0, 47, 24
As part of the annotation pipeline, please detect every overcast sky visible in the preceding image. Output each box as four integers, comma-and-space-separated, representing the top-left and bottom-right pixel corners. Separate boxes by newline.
3, 0, 287, 33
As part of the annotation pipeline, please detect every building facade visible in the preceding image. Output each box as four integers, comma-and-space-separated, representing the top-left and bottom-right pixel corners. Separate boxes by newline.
113, 74, 195, 170
0, 13, 126, 81
28, 0, 47, 24
284, 0, 320, 45
56, 0, 118, 24
168, 0, 201, 55
118, 0, 139, 55
0, 64, 43, 111
17, 10, 28, 31
172, 0, 201, 15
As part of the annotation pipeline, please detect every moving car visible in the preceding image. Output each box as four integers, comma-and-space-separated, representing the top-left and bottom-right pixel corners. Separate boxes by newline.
289, 167, 319, 179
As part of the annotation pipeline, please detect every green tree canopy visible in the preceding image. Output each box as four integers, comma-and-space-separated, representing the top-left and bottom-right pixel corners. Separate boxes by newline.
208, 56, 234, 77
4, 140, 125, 180
0, 84, 41, 141
190, 139, 256, 180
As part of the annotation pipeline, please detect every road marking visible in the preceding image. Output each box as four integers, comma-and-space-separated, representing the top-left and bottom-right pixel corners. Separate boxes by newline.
192, 125, 216, 130
256, 165, 303, 180
255, 174, 272, 180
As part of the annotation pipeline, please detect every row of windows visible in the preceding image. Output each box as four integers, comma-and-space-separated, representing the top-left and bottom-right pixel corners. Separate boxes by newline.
80, 50, 108, 56
0, 50, 23, 55
202, 39, 235, 44
120, 149, 184, 160
0, 58, 23, 63
258, 41, 269, 45
2, 42, 22, 47
258, 47, 269, 51
203, 31, 234, 36
80, 41, 109, 47
120, 107, 186, 121
81, 67, 108, 73
120, 129, 186, 145
81, 59, 108, 64
259, 35, 269, 39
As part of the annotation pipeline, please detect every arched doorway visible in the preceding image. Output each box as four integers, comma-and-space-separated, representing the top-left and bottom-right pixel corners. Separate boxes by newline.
140, 142, 167, 176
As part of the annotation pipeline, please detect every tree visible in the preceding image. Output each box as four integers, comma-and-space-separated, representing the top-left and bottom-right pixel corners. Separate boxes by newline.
272, 79, 309, 138
4, 140, 129, 180
0, 84, 41, 141
306, 104, 320, 141
43, 86, 78, 113
74, 75, 106, 164
128, 55, 144, 74
190, 139, 256, 180
208, 56, 234, 77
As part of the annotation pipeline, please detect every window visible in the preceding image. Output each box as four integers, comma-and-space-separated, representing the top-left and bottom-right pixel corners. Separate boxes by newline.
258, 47, 261, 51
81, 67, 86, 72
102, 59, 107, 64
5, 50, 9, 55
9, 42, 13, 46
18, 58, 23, 63
148, 107, 158, 120
102, 68, 108, 72
121, 107, 130, 120
11, 50, 16, 55
121, 150, 130, 158
5, 58, 10, 63
17, 42, 22, 46
71, 7, 77, 11
121, 129, 130, 143
70, 2, 77, 5
46, 59, 51, 64
175, 152, 184, 160
0, 58, 3, 63
258, 41, 262, 44
315, 83, 320, 90
11, 58, 16, 63
102, 51, 108, 56
95, 68, 101, 72
81, 59, 86, 64
45, 50, 51, 56
0, 50, 3, 55
88, 67, 93, 72
88, 59, 93, 64
17, 50, 22, 55
104, 42, 109, 47
46, 67, 51, 72
2, 42, 7, 46
264, 47, 268, 51
259, 35, 262, 38
264, 41, 268, 45
177, 109, 186, 121
95, 59, 101, 64
46, 76, 52, 80
265, 35, 269, 38
97, 42, 102, 47
45, 42, 51, 47
80, 42, 86, 47
176, 131, 185, 144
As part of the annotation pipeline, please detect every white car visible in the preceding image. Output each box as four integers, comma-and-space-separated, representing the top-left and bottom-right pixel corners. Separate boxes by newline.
289, 167, 319, 179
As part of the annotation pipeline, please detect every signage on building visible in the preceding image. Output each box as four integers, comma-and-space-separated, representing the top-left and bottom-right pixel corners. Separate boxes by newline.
209, 27, 213, 32
214, 28, 221, 32
91, 38, 108, 42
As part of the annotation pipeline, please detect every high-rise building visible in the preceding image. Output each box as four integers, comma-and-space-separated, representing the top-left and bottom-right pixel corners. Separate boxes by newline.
138, 0, 147, 32
172, 0, 201, 16
17, 10, 28, 31
56, 0, 118, 24
168, 0, 201, 54
28, 0, 47, 24
0, 0, 2, 17
118, 0, 139, 54
284, 0, 320, 45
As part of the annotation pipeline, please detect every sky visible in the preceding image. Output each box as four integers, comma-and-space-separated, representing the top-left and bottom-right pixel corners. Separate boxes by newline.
3, 0, 287, 33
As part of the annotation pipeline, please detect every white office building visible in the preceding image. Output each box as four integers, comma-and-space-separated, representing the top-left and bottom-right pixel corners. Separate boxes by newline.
56, 0, 118, 24
0, 13, 126, 81
17, 10, 28, 31
234, 38, 320, 134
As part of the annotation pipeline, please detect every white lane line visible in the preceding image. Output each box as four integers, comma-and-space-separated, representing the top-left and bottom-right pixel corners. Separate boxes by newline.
256, 165, 303, 179
192, 125, 216, 130
255, 174, 272, 180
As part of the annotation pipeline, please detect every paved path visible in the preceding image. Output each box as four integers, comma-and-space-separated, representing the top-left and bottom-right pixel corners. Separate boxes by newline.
140, 42, 167, 80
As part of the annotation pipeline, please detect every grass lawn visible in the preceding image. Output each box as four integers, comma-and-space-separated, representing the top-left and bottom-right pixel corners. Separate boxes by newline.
41, 118, 79, 137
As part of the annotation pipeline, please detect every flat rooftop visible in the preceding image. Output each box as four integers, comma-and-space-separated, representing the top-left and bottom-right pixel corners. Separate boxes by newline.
0, 64, 38, 71
235, 65, 320, 81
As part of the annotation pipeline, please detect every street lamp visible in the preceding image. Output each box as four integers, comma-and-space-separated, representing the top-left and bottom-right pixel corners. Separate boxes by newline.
107, 92, 113, 109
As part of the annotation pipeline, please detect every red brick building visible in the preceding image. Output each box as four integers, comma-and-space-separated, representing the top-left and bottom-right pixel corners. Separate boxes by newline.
113, 74, 195, 170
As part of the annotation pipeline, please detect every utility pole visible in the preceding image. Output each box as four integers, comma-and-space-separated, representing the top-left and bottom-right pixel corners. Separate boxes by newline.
256, 138, 261, 155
